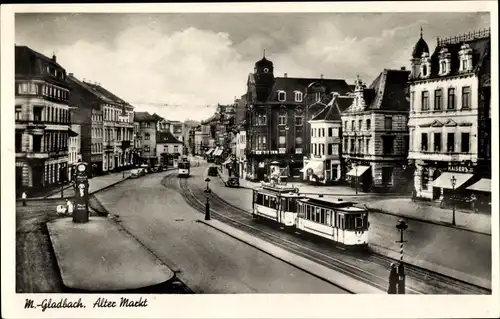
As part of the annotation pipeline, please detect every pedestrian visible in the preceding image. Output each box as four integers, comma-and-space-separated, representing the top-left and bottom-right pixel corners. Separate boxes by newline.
388, 263, 398, 294
21, 191, 27, 206
411, 189, 416, 202
66, 199, 74, 216
470, 193, 477, 213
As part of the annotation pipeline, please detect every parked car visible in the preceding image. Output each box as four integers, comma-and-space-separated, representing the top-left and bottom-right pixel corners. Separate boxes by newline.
208, 166, 219, 177
140, 165, 150, 174
225, 177, 240, 188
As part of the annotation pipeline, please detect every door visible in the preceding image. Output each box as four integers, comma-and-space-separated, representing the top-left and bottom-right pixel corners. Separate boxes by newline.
432, 170, 441, 200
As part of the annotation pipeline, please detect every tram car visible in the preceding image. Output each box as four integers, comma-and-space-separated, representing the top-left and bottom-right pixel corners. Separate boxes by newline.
296, 196, 369, 247
177, 160, 191, 178
252, 182, 303, 229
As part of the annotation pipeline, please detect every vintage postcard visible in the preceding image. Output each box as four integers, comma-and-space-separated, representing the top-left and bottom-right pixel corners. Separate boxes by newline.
1, 1, 498, 318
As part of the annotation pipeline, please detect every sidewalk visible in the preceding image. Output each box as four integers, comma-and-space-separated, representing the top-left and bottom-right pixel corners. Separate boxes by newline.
366, 198, 491, 235
47, 217, 175, 291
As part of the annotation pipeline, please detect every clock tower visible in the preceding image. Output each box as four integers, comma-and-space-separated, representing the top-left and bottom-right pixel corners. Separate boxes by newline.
253, 51, 275, 102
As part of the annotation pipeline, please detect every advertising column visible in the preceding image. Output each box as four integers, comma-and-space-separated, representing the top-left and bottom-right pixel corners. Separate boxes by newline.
73, 162, 90, 223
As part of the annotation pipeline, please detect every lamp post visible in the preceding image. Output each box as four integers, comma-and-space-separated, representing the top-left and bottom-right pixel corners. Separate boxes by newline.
353, 163, 358, 195
451, 175, 456, 226
204, 177, 211, 220
395, 219, 408, 294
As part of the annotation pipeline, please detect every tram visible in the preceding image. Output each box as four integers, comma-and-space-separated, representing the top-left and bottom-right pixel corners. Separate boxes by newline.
252, 182, 302, 229
177, 160, 191, 178
296, 196, 369, 247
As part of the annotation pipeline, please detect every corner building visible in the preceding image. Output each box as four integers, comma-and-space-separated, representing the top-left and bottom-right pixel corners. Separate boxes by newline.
408, 29, 491, 200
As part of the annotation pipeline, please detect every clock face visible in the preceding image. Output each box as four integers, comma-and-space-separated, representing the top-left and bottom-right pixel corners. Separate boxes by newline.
263, 68, 269, 73
77, 164, 86, 172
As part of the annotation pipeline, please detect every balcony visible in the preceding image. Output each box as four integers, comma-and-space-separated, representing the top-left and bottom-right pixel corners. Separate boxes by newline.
26, 121, 47, 135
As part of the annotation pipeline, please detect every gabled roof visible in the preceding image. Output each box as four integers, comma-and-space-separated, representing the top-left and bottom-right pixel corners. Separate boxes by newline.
156, 131, 183, 144
84, 82, 128, 105
311, 94, 354, 122
15, 45, 64, 69
361, 69, 410, 112
151, 113, 165, 121
428, 33, 490, 79
134, 111, 156, 122
67, 74, 114, 105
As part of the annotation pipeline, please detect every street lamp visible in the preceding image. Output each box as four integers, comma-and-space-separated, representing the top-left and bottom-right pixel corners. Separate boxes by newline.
353, 163, 358, 195
395, 219, 408, 294
451, 175, 456, 226
204, 177, 211, 220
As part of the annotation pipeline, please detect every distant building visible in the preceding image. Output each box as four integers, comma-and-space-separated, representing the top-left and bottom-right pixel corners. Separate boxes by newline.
304, 93, 353, 184
156, 131, 184, 167
244, 53, 350, 181
341, 69, 411, 193
408, 28, 491, 200
15, 46, 72, 194
134, 111, 158, 166
236, 124, 247, 178
68, 121, 82, 179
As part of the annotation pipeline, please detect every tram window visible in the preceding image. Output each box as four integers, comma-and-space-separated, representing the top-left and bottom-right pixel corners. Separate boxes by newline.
281, 198, 287, 211
338, 215, 344, 229
306, 205, 310, 220
256, 193, 264, 205
320, 208, 325, 224
315, 207, 321, 223
264, 195, 269, 207
355, 215, 364, 229
288, 199, 296, 213
270, 197, 277, 209
326, 210, 331, 226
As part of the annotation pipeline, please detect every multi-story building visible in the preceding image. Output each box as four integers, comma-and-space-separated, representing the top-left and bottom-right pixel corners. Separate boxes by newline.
341, 69, 412, 192
134, 112, 158, 166
84, 82, 134, 172
236, 124, 247, 178
67, 120, 82, 179
244, 54, 349, 181
67, 74, 105, 177
157, 131, 184, 167
15, 46, 72, 194
193, 125, 206, 155
408, 29, 491, 200
304, 93, 353, 184
155, 115, 170, 132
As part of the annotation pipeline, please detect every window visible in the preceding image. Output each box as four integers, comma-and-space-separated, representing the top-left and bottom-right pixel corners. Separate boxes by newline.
350, 139, 355, 153
422, 64, 428, 77
447, 88, 455, 109
351, 120, 355, 131
279, 135, 286, 146
366, 119, 371, 130
315, 92, 321, 102
344, 137, 348, 152
366, 139, 370, 154
440, 61, 446, 74
434, 133, 441, 152
328, 143, 333, 155
462, 86, 471, 109
320, 144, 325, 155
461, 133, 470, 153
410, 92, 415, 112
321, 128, 325, 137
421, 133, 428, 151
447, 133, 455, 152
358, 139, 363, 154
144, 145, 150, 152
278, 91, 286, 101
328, 127, 332, 137
422, 91, 429, 110
358, 120, 363, 130
384, 117, 392, 130
434, 89, 442, 110
257, 135, 267, 150
257, 113, 267, 125
278, 112, 287, 126
462, 60, 467, 71
344, 121, 348, 130
295, 115, 303, 126
15, 105, 22, 121
382, 136, 394, 155
382, 167, 394, 185
295, 91, 303, 102
15, 132, 22, 152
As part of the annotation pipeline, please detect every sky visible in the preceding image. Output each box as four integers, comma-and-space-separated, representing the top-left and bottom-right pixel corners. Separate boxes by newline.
15, 12, 490, 122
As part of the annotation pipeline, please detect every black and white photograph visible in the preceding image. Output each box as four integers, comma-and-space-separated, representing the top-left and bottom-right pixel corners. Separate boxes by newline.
1, 2, 498, 318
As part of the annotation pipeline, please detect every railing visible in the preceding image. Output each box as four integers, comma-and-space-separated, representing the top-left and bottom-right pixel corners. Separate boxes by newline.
437, 28, 490, 46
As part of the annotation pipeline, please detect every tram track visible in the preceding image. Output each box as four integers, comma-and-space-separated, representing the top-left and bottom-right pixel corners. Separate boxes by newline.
167, 174, 490, 295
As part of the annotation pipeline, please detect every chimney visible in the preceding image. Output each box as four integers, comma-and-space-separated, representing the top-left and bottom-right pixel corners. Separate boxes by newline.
52, 53, 56, 62
320, 74, 324, 79
401, 66, 406, 70
284, 73, 288, 78
68, 73, 74, 77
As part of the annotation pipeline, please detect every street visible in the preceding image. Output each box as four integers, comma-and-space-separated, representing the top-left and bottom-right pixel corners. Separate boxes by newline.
93, 170, 349, 293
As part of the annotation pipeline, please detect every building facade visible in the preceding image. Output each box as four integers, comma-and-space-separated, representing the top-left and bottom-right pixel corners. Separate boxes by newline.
236, 126, 247, 178
91, 109, 104, 175
341, 69, 412, 192
408, 29, 491, 200
157, 131, 184, 167
134, 112, 158, 166
304, 93, 352, 184
15, 46, 71, 194
68, 122, 82, 180
244, 54, 350, 181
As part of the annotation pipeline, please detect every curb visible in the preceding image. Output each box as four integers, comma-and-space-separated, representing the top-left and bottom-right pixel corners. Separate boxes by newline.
368, 242, 491, 291
367, 206, 491, 236
198, 219, 383, 294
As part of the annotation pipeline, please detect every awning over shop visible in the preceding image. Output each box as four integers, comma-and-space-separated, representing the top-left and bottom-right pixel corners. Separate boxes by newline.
213, 149, 223, 156
301, 161, 324, 176
346, 165, 370, 177
206, 148, 214, 155
431, 172, 473, 189
466, 178, 491, 193
68, 128, 79, 137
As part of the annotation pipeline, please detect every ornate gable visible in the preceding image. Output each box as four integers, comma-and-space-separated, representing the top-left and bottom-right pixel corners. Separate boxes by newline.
430, 120, 444, 127
444, 119, 458, 127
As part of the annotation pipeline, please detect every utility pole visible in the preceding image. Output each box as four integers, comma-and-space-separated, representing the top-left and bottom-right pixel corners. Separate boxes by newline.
395, 219, 408, 294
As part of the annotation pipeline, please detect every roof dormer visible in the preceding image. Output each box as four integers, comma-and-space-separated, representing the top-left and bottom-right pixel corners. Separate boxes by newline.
458, 43, 473, 73
277, 90, 286, 102
420, 52, 431, 79
438, 47, 451, 76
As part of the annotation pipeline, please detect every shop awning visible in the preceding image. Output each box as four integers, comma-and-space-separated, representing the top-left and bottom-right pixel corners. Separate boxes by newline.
300, 161, 324, 176
431, 172, 473, 189
213, 149, 223, 156
206, 148, 214, 155
466, 178, 491, 193
346, 165, 370, 177
68, 128, 79, 137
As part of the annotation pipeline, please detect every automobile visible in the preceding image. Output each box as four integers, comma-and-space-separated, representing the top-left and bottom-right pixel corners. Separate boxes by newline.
225, 177, 240, 188
208, 166, 219, 177
140, 164, 150, 174
130, 168, 141, 178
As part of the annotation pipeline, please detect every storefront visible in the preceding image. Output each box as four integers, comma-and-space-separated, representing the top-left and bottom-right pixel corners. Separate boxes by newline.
466, 178, 491, 213
346, 163, 371, 192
